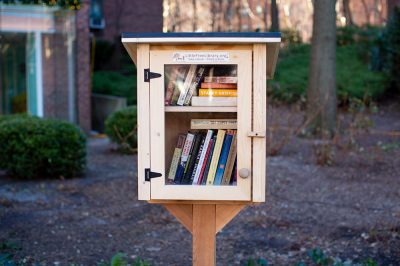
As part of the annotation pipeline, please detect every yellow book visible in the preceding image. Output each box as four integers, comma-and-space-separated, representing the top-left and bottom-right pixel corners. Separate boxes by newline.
206, 130, 226, 185
199, 89, 237, 97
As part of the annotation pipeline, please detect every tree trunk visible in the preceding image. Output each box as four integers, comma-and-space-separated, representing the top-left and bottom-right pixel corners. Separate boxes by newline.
192, 0, 197, 31
306, 0, 337, 138
270, 0, 279, 31
342, 0, 354, 26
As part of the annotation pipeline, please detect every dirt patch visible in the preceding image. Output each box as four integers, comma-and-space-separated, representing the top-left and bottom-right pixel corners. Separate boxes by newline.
1, 103, 399, 265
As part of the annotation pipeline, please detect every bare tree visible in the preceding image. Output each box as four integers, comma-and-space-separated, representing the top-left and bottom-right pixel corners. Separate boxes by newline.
342, 0, 354, 26
306, 0, 337, 137
192, 0, 197, 31
270, 0, 279, 31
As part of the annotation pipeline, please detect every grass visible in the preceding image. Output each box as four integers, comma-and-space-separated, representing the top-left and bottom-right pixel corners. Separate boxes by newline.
270, 44, 387, 103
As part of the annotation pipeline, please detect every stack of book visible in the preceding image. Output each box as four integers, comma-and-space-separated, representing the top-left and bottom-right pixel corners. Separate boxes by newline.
191, 76, 238, 107
167, 120, 238, 186
165, 65, 206, 106
165, 65, 238, 107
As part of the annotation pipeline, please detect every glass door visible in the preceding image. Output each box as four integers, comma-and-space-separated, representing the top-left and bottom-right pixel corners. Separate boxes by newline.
149, 49, 252, 201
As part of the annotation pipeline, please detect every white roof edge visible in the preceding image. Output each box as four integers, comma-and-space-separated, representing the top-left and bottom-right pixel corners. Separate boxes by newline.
121, 37, 281, 44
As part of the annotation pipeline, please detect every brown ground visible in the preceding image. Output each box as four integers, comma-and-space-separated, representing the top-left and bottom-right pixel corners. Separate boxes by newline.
0, 103, 399, 266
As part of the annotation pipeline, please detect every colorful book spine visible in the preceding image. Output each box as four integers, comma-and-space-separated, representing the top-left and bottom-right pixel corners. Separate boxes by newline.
167, 134, 186, 180
221, 131, 237, 185
198, 136, 215, 185
200, 82, 237, 89
182, 134, 203, 184
199, 89, 237, 97
191, 119, 237, 130
184, 66, 205, 106
174, 133, 195, 183
190, 135, 205, 183
192, 130, 213, 184
213, 131, 234, 185
177, 65, 197, 106
206, 130, 226, 185
204, 76, 238, 83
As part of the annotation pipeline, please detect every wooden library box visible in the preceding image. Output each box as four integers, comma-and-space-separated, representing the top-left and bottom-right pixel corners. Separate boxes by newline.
122, 32, 281, 203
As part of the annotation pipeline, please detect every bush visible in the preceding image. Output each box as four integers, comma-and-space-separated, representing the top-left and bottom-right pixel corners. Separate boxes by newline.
384, 7, 400, 92
92, 71, 137, 105
270, 44, 387, 103
105, 106, 137, 152
0, 116, 86, 178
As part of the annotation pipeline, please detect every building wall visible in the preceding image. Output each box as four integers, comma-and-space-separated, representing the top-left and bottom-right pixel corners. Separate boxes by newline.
95, 0, 163, 42
76, 0, 91, 133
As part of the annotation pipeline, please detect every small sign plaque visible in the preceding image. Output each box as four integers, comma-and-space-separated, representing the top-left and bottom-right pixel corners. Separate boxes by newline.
172, 52, 230, 63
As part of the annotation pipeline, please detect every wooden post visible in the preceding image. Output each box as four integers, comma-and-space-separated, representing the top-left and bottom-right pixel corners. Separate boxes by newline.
163, 203, 246, 266
193, 204, 216, 266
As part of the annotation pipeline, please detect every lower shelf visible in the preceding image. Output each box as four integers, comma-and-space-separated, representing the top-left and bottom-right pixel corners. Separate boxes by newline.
165, 106, 237, 112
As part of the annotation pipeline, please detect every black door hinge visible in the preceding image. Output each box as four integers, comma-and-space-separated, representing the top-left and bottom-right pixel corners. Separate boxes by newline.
145, 168, 162, 181
144, 68, 162, 82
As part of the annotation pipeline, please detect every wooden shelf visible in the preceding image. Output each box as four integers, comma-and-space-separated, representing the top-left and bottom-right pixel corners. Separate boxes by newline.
165, 106, 237, 113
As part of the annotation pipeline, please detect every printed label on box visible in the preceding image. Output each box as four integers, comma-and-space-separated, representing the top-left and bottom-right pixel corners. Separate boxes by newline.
172, 52, 230, 63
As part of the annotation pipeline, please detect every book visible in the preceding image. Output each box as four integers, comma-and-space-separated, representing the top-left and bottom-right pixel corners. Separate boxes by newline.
200, 136, 215, 185
191, 96, 237, 107
174, 132, 195, 183
200, 82, 237, 89
190, 134, 206, 184
206, 130, 226, 185
221, 131, 237, 185
169, 66, 188, 106
213, 130, 234, 185
230, 159, 237, 185
165, 66, 182, 105
184, 66, 206, 106
199, 89, 237, 97
204, 76, 238, 83
177, 65, 197, 106
181, 134, 203, 184
167, 134, 186, 180
191, 119, 237, 130
192, 130, 213, 184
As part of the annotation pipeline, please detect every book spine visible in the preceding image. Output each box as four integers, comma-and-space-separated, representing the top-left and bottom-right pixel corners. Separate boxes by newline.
191, 119, 237, 130
177, 65, 197, 106
200, 137, 215, 185
182, 134, 202, 184
192, 130, 213, 184
206, 130, 226, 185
204, 76, 238, 83
174, 133, 195, 183
213, 132, 233, 185
221, 131, 237, 185
191, 96, 237, 107
199, 89, 237, 97
167, 148, 182, 180
200, 82, 237, 89
184, 66, 205, 106
190, 135, 205, 184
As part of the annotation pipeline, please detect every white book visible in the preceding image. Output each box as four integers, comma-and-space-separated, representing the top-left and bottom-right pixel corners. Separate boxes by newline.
180, 133, 195, 164
192, 130, 213, 185
191, 96, 237, 107
177, 65, 197, 106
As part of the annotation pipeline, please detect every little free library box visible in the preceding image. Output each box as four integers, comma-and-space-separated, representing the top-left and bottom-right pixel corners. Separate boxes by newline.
122, 32, 281, 266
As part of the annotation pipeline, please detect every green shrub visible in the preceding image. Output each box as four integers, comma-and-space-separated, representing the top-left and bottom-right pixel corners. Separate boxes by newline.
270, 44, 387, 103
105, 106, 137, 152
0, 116, 86, 178
384, 7, 400, 92
92, 71, 137, 105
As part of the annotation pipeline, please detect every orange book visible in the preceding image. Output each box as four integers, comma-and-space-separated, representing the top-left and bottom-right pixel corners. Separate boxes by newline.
200, 82, 237, 89
199, 89, 237, 97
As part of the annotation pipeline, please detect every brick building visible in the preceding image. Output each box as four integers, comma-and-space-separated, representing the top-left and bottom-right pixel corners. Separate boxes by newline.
0, 0, 162, 133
